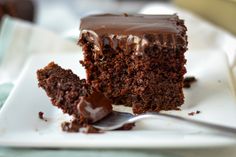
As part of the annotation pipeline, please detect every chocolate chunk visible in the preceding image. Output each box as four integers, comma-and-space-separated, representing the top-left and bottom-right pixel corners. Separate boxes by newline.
78, 91, 112, 123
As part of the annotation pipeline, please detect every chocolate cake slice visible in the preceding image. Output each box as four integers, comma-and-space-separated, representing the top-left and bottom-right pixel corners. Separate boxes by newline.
37, 62, 112, 124
78, 14, 188, 114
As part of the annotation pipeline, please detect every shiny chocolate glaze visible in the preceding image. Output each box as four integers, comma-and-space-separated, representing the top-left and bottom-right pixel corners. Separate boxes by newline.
80, 14, 183, 35
79, 14, 187, 56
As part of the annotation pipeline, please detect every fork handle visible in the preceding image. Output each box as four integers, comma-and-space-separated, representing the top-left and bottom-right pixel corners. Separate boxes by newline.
129, 112, 236, 137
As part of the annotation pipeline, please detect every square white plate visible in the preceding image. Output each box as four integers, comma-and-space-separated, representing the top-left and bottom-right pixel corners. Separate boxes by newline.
0, 49, 236, 148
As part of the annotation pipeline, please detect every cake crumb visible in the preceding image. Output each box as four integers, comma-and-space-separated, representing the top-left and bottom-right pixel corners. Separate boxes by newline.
188, 110, 201, 116
61, 119, 102, 134
117, 123, 135, 130
82, 125, 101, 134
38, 111, 47, 122
188, 112, 195, 116
184, 76, 197, 88
61, 118, 135, 133
61, 119, 81, 132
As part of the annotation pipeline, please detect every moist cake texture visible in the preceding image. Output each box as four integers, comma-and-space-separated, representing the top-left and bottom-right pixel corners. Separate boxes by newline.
79, 14, 188, 114
37, 62, 112, 124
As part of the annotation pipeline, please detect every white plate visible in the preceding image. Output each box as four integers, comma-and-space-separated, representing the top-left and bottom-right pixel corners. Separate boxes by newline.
0, 49, 236, 148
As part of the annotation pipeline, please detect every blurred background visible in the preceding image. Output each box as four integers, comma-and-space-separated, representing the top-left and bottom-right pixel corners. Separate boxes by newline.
1, 0, 236, 35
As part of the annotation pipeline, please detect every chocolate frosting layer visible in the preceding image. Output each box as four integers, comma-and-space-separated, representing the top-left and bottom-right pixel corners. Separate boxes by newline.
80, 14, 184, 35
79, 14, 187, 53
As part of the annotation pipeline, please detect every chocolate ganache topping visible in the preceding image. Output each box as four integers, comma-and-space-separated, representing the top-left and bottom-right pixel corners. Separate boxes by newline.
79, 14, 187, 59
80, 14, 182, 35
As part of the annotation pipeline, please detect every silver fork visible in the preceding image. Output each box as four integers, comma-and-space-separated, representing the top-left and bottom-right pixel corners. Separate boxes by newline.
93, 111, 236, 137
